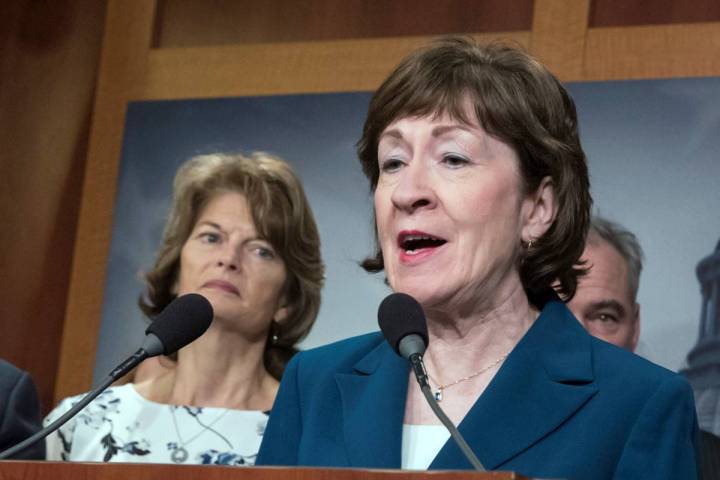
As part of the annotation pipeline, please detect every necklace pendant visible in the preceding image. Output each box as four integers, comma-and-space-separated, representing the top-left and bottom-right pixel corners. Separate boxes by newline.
171, 446, 189, 463
434, 389, 443, 402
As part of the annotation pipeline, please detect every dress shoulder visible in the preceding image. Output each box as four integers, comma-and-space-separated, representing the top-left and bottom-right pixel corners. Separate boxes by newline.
45, 384, 269, 465
44, 384, 136, 461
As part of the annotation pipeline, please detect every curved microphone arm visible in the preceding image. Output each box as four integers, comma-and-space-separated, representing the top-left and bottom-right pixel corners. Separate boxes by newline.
408, 352, 486, 472
379, 293, 485, 472
0, 348, 149, 460
418, 382, 486, 471
0, 294, 211, 460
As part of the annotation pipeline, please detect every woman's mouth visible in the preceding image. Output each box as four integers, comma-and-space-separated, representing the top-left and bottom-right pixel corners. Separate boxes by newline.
397, 231, 447, 263
202, 280, 240, 295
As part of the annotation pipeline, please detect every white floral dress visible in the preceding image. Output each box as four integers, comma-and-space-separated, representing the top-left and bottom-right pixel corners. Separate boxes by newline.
44, 384, 268, 465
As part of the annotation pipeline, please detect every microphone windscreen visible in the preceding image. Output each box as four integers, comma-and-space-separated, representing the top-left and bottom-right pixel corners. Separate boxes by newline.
378, 292, 428, 355
145, 293, 213, 355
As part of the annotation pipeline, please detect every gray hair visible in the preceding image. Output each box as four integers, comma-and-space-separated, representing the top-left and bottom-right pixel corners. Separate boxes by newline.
587, 215, 644, 301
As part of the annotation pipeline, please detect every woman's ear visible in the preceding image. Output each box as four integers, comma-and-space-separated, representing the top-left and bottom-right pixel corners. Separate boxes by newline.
521, 176, 557, 242
273, 305, 290, 325
273, 295, 290, 325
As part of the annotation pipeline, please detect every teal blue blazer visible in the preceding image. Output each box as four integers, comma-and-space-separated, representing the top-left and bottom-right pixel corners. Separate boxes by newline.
257, 299, 698, 479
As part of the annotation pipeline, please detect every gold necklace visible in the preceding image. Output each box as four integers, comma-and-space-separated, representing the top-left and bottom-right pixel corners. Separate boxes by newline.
427, 353, 509, 402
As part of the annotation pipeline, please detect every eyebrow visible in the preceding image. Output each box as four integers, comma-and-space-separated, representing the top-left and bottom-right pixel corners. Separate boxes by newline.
379, 123, 473, 141
585, 299, 627, 318
431, 124, 473, 136
196, 221, 222, 230
195, 220, 268, 244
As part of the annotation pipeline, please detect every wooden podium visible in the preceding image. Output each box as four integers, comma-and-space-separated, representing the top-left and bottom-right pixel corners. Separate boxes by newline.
0, 461, 526, 480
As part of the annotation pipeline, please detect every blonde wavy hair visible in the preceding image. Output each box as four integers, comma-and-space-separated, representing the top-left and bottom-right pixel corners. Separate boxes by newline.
139, 152, 324, 379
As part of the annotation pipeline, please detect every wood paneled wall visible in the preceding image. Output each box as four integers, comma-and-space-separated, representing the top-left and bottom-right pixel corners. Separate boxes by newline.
0, 0, 105, 411
154, 0, 534, 47
2, 0, 720, 409
590, 0, 720, 27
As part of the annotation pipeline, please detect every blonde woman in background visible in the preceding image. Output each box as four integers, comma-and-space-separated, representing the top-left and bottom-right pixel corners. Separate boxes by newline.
45, 152, 324, 465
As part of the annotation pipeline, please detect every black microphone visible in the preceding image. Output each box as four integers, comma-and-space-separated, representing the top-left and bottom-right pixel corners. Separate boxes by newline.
378, 293, 430, 390
0, 293, 213, 460
378, 293, 485, 472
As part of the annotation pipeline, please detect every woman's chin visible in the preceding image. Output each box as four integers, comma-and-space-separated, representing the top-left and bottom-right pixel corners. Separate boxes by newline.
391, 281, 444, 308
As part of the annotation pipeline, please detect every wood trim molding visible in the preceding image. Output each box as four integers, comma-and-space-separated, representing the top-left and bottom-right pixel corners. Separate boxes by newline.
584, 22, 720, 80
55, 0, 158, 400
140, 32, 530, 100
529, 0, 590, 81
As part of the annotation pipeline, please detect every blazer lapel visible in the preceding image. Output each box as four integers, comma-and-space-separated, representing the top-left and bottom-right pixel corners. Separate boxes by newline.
431, 301, 598, 470
336, 340, 409, 468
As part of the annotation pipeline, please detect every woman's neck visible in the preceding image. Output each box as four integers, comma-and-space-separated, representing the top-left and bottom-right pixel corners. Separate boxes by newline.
139, 326, 278, 411
404, 279, 539, 426
423, 279, 538, 376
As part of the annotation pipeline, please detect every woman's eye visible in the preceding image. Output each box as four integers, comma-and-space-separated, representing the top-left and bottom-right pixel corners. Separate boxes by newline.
199, 232, 221, 243
254, 246, 276, 260
442, 154, 469, 168
380, 158, 404, 173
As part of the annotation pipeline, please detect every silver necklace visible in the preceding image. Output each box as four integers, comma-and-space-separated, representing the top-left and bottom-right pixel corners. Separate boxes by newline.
169, 406, 230, 463
427, 353, 509, 402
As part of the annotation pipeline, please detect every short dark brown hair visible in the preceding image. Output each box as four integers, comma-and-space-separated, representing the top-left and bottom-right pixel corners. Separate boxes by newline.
357, 37, 591, 300
139, 152, 324, 379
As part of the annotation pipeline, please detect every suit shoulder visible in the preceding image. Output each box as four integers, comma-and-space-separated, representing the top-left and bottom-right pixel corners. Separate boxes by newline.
0, 359, 31, 403
591, 337, 690, 392
0, 359, 24, 384
292, 332, 385, 375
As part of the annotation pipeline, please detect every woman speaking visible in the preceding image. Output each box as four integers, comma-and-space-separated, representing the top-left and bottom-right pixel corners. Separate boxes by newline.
256, 38, 698, 478
46, 152, 324, 465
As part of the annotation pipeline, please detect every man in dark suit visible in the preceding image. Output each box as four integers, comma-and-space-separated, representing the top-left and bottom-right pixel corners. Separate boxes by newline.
0, 358, 45, 459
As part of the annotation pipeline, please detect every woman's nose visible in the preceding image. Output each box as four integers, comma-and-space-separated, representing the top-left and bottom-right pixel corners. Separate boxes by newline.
390, 162, 436, 214
216, 245, 240, 271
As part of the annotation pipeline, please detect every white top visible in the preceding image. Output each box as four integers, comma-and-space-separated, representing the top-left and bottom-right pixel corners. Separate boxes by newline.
401, 424, 451, 470
44, 383, 268, 465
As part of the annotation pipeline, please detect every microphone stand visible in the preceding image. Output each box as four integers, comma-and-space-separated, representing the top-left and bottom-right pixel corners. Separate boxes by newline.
0, 293, 212, 460
0, 348, 151, 460
408, 352, 486, 471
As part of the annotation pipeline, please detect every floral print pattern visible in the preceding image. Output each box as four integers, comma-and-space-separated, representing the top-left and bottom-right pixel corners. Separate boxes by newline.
44, 384, 267, 465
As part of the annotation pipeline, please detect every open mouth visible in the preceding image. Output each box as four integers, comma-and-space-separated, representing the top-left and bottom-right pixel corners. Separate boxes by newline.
398, 232, 447, 255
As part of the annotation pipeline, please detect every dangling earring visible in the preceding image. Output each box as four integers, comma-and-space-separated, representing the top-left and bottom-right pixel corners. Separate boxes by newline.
521, 238, 535, 266
270, 321, 279, 345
